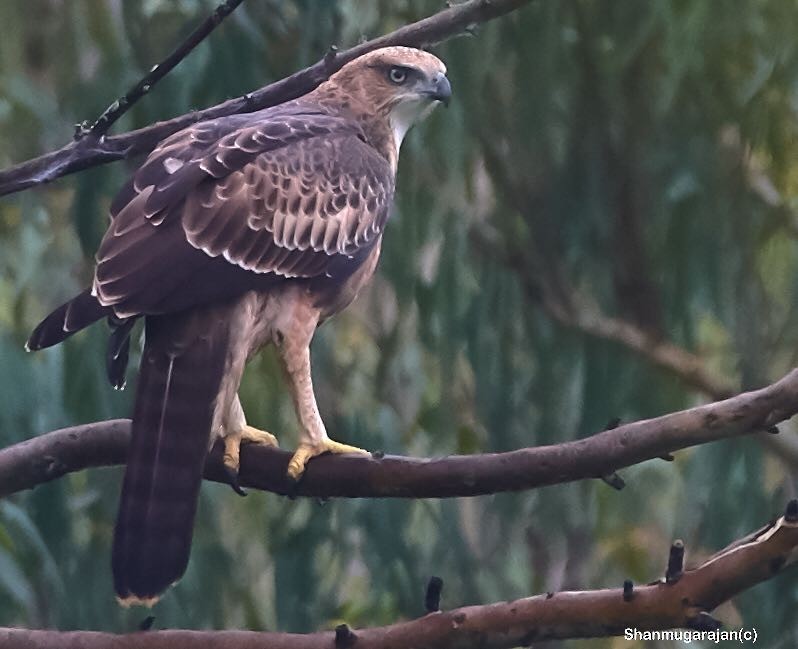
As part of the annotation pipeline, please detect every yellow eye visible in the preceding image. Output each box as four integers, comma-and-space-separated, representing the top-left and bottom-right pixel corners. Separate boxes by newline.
388, 67, 408, 84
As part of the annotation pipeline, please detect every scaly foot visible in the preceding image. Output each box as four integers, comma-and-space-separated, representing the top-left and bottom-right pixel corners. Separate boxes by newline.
223, 425, 279, 495
287, 438, 369, 480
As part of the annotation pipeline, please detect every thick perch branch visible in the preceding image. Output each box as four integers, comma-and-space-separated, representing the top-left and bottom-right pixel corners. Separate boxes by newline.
2, 507, 796, 646
2, 368, 797, 499
0, 0, 531, 197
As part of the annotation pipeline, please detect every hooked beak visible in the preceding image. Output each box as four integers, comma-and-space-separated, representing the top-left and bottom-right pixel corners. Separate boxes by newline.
424, 72, 452, 107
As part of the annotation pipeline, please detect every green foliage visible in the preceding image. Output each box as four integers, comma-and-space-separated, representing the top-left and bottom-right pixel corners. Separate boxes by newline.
1, 0, 797, 645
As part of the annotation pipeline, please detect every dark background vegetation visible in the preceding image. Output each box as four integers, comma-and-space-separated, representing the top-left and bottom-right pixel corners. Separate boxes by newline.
1, 1, 797, 646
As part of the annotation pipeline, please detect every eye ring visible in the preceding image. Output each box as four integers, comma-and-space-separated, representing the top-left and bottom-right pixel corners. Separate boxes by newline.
388, 66, 408, 84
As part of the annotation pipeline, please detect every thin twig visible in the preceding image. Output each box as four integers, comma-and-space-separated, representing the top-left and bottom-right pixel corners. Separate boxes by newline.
84, 0, 245, 139
665, 540, 685, 584
425, 576, 444, 613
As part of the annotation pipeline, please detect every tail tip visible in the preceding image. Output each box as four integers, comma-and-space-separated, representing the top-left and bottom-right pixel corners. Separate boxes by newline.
116, 593, 161, 609
24, 334, 44, 352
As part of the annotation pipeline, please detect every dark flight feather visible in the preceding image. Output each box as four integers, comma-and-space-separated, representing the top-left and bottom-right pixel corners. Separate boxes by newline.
112, 306, 231, 602
26, 289, 108, 352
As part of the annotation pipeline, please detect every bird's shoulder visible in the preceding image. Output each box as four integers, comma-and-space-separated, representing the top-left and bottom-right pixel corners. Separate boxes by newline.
110, 100, 378, 220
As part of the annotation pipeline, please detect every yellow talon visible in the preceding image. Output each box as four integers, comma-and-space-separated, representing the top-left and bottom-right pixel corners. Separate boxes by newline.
223, 425, 279, 472
287, 438, 369, 480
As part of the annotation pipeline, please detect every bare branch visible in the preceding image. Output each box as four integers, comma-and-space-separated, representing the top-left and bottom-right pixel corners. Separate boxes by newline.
84, 0, 245, 138
2, 507, 796, 646
543, 291, 736, 399
2, 367, 798, 499
512, 259, 798, 468
477, 122, 798, 469
0, 0, 531, 197
498, 242, 798, 469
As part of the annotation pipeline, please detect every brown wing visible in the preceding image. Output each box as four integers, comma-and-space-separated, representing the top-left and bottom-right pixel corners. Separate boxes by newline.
93, 105, 394, 318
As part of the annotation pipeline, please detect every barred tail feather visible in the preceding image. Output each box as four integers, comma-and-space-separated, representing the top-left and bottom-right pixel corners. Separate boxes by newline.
112, 310, 231, 604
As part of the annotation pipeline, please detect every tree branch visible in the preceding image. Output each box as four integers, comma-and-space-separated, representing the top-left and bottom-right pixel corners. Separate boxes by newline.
2, 367, 798, 499
475, 203, 798, 473
2, 505, 796, 646
84, 0, 245, 138
0, 0, 531, 197
506, 250, 798, 468
501, 244, 798, 467
472, 225, 736, 401
542, 290, 736, 400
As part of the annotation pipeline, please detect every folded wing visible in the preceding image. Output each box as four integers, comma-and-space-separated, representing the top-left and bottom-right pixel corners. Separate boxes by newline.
94, 105, 394, 318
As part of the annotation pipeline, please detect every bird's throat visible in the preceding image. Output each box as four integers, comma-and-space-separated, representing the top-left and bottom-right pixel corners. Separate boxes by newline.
389, 98, 437, 154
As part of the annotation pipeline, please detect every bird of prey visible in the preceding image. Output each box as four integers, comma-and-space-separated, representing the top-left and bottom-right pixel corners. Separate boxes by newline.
26, 46, 450, 605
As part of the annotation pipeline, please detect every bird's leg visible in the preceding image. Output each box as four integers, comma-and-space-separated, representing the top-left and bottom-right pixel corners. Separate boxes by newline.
221, 395, 278, 495
275, 321, 369, 481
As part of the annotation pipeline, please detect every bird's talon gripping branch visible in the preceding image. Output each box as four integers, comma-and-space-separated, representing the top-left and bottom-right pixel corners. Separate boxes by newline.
287, 439, 370, 481
223, 465, 247, 497
223, 425, 279, 495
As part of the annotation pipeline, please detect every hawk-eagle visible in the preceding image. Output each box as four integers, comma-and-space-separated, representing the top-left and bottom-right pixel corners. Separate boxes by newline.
27, 46, 451, 605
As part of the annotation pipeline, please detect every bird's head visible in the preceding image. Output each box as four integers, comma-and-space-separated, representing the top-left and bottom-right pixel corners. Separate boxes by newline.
319, 46, 451, 153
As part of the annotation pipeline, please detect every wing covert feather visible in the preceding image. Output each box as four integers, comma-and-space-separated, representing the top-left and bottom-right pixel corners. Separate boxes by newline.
94, 103, 394, 318
180, 134, 392, 277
